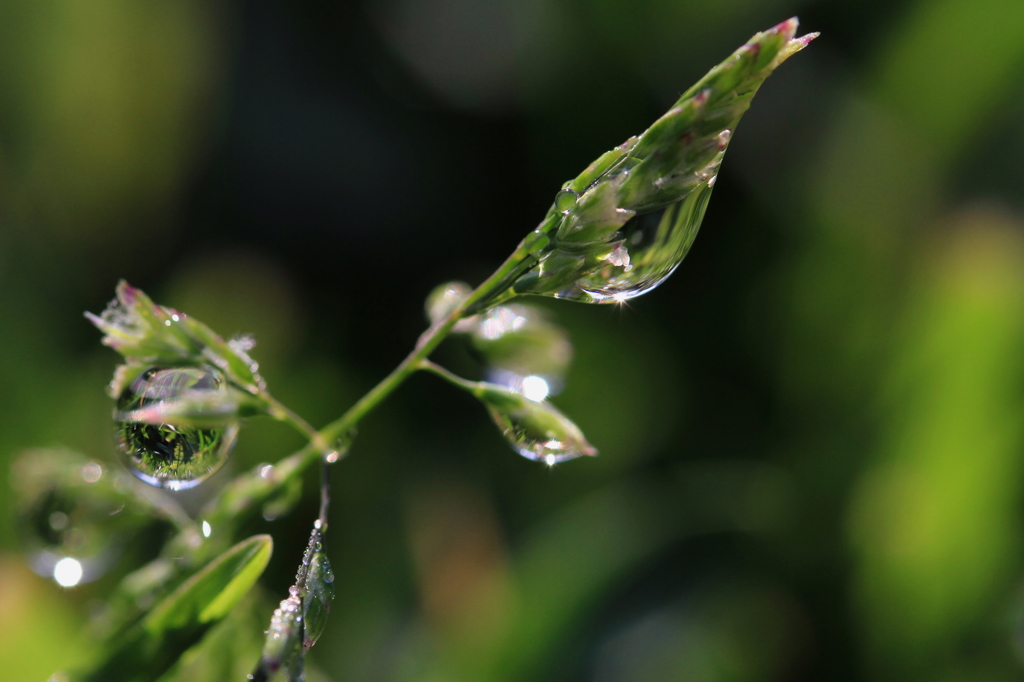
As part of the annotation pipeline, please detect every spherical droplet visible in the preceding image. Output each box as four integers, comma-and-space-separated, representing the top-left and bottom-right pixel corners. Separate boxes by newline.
115, 366, 239, 490
554, 189, 579, 214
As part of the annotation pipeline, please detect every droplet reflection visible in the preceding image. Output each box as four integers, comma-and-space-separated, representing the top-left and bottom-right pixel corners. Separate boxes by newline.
115, 366, 238, 490
53, 557, 83, 587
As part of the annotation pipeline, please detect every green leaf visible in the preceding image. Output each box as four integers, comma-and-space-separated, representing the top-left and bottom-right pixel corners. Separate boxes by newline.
74, 535, 273, 682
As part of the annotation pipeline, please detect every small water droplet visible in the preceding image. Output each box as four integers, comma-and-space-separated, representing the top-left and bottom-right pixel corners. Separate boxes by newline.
554, 189, 579, 214
49, 511, 69, 531
115, 366, 239, 490
484, 399, 597, 464
425, 281, 472, 324
201, 520, 212, 537
259, 464, 274, 479
325, 451, 339, 464
80, 462, 103, 483
708, 174, 717, 187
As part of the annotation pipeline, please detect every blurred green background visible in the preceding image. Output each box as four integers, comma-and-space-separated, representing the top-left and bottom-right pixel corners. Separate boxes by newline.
3, 0, 1024, 680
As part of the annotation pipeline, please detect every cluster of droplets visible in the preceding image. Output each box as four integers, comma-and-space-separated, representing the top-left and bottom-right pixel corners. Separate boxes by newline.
297, 524, 335, 651
251, 523, 335, 682
115, 366, 239, 490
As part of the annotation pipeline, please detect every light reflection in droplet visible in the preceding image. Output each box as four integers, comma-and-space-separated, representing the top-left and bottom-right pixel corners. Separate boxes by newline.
477, 307, 527, 340
521, 375, 550, 402
202, 520, 212, 538
259, 464, 274, 479
49, 511, 68, 531
53, 557, 84, 587
325, 451, 339, 464
81, 462, 103, 483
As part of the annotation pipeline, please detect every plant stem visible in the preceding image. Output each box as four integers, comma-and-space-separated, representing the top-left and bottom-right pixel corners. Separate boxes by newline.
314, 240, 535, 444
263, 393, 330, 453
419, 359, 478, 393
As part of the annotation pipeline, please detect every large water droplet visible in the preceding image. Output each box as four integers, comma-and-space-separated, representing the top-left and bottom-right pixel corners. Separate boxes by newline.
470, 304, 572, 397
115, 366, 238, 490
569, 181, 713, 302
516, 178, 714, 303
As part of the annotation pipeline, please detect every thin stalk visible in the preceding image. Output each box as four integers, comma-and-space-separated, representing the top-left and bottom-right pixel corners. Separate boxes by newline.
315, 240, 535, 444
419, 359, 478, 393
263, 393, 331, 454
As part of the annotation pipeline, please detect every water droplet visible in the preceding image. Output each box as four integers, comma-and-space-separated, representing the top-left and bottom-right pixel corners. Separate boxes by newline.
201, 520, 212, 537
470, 304, 573, 398
425, 281, 472, 324
554, 189, 579, 214
115, 366, 239, 490
81, 462, 103, 483
476, 386, 597, 464
49, 511, 69, 531
541, 179, 714, 303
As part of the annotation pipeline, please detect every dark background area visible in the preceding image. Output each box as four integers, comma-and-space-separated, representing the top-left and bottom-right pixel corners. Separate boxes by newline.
3, 0, 1024, 680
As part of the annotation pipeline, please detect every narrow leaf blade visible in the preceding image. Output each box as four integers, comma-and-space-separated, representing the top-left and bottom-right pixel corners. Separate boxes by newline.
75, 535, 273, 682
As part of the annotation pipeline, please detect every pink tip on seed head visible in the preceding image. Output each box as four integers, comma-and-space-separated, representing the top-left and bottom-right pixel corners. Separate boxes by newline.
774, 17, 799, 39
796, 32, 821, 47
117, 281, 139, 305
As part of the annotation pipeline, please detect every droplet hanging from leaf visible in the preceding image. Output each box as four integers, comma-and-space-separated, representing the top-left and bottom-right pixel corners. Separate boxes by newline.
474, 383, 597, 464
115, 366, 240, 490
511, 19, 816, 304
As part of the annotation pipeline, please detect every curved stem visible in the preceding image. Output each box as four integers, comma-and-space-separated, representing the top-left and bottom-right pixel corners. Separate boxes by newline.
419, 359, 477, 393
315, 239, 535, 444
263, 393, 332, 454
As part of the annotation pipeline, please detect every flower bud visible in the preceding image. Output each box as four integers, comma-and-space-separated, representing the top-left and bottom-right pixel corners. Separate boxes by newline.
87, 281, 265, 393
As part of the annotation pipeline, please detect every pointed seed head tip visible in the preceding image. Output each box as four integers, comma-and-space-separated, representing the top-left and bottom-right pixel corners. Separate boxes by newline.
774, 17, 800, 38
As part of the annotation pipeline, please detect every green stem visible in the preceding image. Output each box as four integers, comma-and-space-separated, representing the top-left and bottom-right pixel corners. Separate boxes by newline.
419, 359, 478, 393
263, 392, 331, 454
314, 240, 535, 444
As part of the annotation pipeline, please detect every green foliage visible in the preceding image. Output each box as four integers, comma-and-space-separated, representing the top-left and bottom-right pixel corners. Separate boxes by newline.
77, 535, 272, 682
10, 17, 815, 682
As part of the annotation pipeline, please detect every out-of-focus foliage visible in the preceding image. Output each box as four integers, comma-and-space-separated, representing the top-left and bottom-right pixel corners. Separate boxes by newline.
3, 1, 1024, 681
